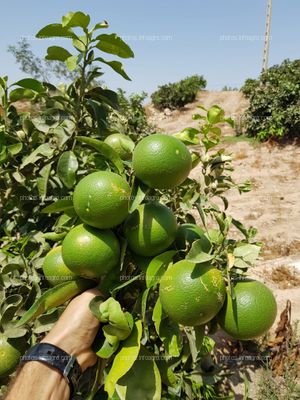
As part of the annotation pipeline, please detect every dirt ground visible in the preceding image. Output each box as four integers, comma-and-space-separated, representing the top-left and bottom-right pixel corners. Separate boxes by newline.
147, 91, 300, 398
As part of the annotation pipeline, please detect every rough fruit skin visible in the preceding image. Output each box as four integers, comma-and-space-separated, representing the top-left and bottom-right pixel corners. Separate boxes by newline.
42, 246, 77, 286
0, 335, 27, 377
217, 279, 277, 340
62, 224, 120, 279
104, 133, 134, 160
132, 134, 192, 189
124, 202, 177, 257
159, 260, 226, 326
176, 223, 211, 252
73, 171, 131, 229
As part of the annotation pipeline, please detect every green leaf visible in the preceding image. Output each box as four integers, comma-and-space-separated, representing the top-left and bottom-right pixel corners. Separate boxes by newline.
86, 99, 108, 133
156, 359, 177, 388
146, 251, 176, 288
93, 21, 109, 30
57, 150, 78, 189
72, 36, 87, 52
233, 243, 261, 268
224, 117, 235, 128
94, 334, 119, 359
105, 320, 142, 397
41, 198, 74, 214
3, 326, 27, 338
0, 294, 23, 328
191, 152, 201, 169
141, 288, 150, 324
65, 55, 78, 71
36, 23, 76, 39
129, 179, 148, 213
0, 146, 7, 163
43, 232, 67, 242
37, 163, 52, 200
152, 298, 182, 357
116, 347, 161, 400
77, 136, 124, 174
90, 297, 134, 341
96, 34, 134, 58
207, 105, 225, 124
86, 87, 119, 109
13, 78, 45, 93
96, 57, 131, 80
9, 88, 35, 102
33, 308, 63, 334
46, 46, 73, 62
110, 274, 142, 297
174, 128, 200, 145
184, 325, 205, 362
186, 240, 214, 264
7, 142, 23, 155
16, 279, 94, 326
199, 335, 215, 355
94, 332, 120, 359
62, 11, 90, 29
20, 143, 54, 169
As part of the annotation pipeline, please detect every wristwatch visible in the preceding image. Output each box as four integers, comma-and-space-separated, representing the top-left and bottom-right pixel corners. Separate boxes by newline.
21, 342, 82, 397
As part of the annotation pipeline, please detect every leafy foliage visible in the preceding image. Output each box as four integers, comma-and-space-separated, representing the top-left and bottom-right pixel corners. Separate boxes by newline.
151, 75, 207, 110
1, 10, 260, 400
109, 89, 154, 140
241, 59, 300, 141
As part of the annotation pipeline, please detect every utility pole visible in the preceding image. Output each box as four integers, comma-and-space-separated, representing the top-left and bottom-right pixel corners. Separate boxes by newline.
262, 0, 273, 71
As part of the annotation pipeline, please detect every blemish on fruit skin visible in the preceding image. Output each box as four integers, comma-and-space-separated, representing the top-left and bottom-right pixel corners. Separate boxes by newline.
181, 302, 189, 310
200, 278, 209, 292
85, 195, 91, 213
175, 149, 180, 155
163, 285, 174, 292
111, 183, 128, 194
212, 276, 220, 288
195, 296, 201, 303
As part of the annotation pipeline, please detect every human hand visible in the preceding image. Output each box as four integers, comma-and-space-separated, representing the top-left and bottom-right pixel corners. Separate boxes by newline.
41, 288, 101, 371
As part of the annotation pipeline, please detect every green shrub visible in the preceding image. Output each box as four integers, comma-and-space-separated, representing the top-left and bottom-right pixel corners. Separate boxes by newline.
241, 59, 300, 141
151, 74, 206, 110
109, 89, 154, 140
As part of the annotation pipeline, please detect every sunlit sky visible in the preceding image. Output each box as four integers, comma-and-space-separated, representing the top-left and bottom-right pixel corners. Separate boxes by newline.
0, 0, 299, 95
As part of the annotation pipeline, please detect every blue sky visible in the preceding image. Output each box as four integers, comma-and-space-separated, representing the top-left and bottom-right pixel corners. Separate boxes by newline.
0, 0, 299, 95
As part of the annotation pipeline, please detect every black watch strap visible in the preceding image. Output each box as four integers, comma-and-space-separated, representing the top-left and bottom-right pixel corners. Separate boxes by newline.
21, 343, 82, 397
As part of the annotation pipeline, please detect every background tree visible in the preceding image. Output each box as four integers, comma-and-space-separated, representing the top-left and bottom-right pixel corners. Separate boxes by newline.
8, 38, 78, 82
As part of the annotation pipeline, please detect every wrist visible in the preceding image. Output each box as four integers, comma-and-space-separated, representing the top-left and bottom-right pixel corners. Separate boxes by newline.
41, 330, 90, 371
7, 362, 70, 400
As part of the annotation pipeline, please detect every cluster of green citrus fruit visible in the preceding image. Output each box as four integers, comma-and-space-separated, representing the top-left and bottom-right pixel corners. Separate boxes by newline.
43, 133, 193, 283
0, 133, 277, 378
49, 133, 276, 339
43, 133, 276, 339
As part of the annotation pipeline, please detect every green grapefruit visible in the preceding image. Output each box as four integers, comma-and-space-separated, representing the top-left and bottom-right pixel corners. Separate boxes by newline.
62, 224, 120, 279
104, 133, 135, 160
159, 260, 226, 326
176, 223, 211, 252
0, 335, 27, 377
124, 202, 177, 256
42, 246, 77, 286
73, 171, 131, 229
217, 279, 277, 340
132, 134, 192, 189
